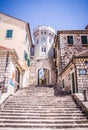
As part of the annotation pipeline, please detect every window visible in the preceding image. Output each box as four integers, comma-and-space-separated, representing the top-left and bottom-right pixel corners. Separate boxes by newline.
81, 36, 88, 44
24, 51, 28, 61
79, 69, 87, 75
67, 36, 73, 44
62, 79, 64, 88
6, 30, 13, 38
41, 32, 43, 34
85, 61, 88, 65
44, 32, 46, 34
53, 48, 56, 58
41, 47, 46, 52
27, 59, 30, 67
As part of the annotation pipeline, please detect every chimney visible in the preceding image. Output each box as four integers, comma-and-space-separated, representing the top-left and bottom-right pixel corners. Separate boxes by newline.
85, 25, 88, 30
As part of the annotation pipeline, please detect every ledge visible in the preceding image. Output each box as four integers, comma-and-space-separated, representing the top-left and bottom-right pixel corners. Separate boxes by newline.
72, 93, 88, 118
0, 93, 11, 109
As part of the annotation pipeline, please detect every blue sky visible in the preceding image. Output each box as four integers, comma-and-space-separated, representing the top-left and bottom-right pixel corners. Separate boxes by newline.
0, 0, 88, 34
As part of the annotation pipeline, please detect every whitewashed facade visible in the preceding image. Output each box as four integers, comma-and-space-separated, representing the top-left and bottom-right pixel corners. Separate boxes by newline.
0, 13, 32, 88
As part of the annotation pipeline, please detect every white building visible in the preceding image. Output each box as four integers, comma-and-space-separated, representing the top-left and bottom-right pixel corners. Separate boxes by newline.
0, 12, 32, 88
34, 26, 55, 59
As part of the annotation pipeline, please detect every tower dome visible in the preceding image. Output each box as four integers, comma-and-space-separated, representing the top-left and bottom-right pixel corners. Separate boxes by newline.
33, 26, 55, 59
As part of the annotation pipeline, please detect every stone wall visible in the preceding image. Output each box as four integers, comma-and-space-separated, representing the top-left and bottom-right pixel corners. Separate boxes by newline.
59, 33, 88, 71
76, 58, 88, 93
58, 63, 74, 92
0, 54, 10, 85
0, 52, 22, 95
58, 57, 88, 93
29, 58, 56, 86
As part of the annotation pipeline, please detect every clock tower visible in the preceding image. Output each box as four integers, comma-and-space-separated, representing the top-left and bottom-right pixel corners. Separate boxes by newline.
29, 26, 56, 86
33, 26, 55, 59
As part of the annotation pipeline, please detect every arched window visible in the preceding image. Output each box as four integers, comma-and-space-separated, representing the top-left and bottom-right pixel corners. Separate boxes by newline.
41, 46, 46, 52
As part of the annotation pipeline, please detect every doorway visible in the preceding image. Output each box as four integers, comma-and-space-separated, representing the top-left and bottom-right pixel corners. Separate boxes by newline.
38, 68, 49, 85
71, 72, 75, 93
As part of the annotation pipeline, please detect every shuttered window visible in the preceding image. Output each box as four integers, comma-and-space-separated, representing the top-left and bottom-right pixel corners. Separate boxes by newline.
27, 59, 30, 67
6, 30, 13, 38
24, 51, 28, 61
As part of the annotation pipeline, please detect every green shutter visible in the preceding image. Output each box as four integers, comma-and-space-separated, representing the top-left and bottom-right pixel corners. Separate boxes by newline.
24, 51, 28, 61
6, 30, 13, 38
27, 59, 30, 67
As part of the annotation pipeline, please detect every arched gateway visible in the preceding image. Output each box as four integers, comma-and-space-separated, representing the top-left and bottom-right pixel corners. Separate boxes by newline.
38, 68, 49, 85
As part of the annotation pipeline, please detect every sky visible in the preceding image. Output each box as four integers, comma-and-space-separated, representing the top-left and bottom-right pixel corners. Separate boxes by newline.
0, 0, 88, 35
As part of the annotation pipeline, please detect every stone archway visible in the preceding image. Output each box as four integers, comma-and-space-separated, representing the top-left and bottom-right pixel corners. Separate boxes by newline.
38, 68, 49, 85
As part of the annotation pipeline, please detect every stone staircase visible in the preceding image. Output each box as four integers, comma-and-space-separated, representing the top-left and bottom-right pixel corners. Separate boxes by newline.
0, 86, 88, 129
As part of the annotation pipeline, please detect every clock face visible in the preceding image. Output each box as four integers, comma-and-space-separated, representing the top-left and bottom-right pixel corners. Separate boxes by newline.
41, 38, 46, 43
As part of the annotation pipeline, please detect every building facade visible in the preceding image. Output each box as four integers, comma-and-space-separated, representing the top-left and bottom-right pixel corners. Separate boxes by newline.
55, 26, 88, 93
0, 46, 23, 95
0, 13, 32, 88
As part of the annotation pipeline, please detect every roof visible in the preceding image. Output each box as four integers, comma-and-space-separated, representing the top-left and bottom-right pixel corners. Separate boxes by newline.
0, 12, 28, 24
76, 49, 88, 58
57, 30, 88, 35
59, 49, 88, 76
0, 45, 28, 71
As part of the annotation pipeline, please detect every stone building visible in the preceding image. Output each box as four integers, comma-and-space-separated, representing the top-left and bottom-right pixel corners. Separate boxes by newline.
29, 26, 56, 86
55, 26, 88, 93
0, 12, 32, 87
0, 46, 23, 95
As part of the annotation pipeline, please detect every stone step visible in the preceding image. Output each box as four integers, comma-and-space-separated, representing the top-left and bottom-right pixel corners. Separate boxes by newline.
0, 110, 82, 114
4, 102, 78, 105
0, 116, 87, 120
0, 119, 88, 124
5, 101, 76, 103
4, 106, 79, 109
4, 102, 79, 105
0, 87, 87, 129
0, 112, 85, 116
0, 122, 88, 128
3, 108, 82, 113
4, 103, 79, 109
